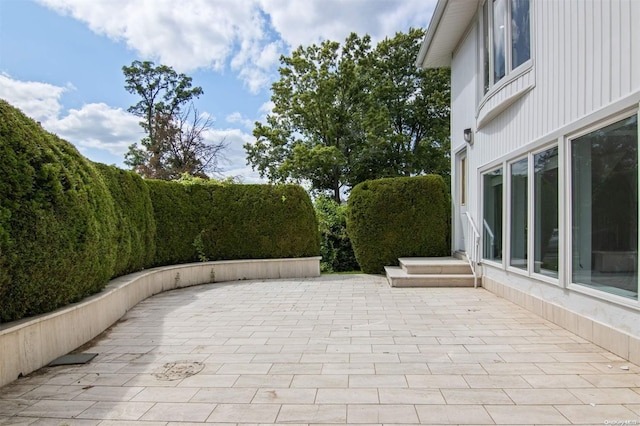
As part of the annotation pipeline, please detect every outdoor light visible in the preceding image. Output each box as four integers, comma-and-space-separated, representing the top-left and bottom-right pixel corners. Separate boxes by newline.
463, 128, 473, 144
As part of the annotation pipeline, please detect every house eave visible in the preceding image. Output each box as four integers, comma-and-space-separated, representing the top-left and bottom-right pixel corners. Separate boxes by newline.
416, 0, 479, 69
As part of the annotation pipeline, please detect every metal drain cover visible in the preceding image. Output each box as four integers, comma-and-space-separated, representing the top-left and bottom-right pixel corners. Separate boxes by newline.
153, 361, 204, 380
49, 353, 98, 366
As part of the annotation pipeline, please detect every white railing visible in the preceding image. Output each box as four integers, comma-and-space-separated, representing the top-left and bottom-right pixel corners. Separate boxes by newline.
463, 212, 481, 288
483, 219, 495, 262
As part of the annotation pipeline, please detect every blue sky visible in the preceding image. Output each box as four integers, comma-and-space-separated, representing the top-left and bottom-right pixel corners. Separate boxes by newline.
0, 0, 436, 181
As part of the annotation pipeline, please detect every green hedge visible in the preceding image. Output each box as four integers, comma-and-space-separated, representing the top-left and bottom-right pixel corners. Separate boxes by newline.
207, 184, 320, 260
93, 163, 156, 276
0, 100, 118, 322
146, 181, 320, 265
346, 175, 449, 274
0, 100, 320, 322
145, 180, 216, 266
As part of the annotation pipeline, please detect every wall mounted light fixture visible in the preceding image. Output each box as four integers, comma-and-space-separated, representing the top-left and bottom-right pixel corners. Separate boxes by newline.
463, 128, 473, 144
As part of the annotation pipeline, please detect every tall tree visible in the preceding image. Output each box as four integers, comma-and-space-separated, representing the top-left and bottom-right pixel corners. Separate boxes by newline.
245, 30, 450, 202
123, 60, 226, 179
356, 29, 450, 182
246, 33, 371, 202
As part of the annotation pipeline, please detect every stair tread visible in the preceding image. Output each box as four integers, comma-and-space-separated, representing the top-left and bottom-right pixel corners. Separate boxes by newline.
384, 266, 475, 278
399, 257, 469, 266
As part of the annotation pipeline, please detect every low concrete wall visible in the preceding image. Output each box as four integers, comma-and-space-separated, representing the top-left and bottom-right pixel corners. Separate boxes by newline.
0, 257, 321, 388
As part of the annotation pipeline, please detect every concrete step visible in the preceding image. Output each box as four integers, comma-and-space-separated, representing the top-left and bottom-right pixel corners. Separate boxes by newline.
399, 257, 472, 275
385, 266, 478, 288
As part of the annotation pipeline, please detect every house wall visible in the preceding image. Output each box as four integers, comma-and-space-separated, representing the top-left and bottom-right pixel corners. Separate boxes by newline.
450, 0, 640, 348
474, 0, 639, 167
451, 23, 479, 252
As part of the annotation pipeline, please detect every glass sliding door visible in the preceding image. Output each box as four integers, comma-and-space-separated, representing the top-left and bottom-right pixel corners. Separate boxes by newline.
571, 115, 638, 299
510, 159, 528, 269
534, 147, 559, 277
483, 168, 503, 262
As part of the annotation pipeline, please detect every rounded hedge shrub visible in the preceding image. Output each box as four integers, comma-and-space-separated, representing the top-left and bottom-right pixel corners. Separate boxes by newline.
93, 163, 156, 276
0, 100, 118, 322
146, 181, 320, 266
207, 184, 320, 260
346, 175, 450, 274
145, 179, 214, 267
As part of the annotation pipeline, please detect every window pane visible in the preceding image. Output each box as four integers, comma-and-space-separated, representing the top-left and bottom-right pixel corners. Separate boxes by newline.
483, 1, 491, 93
534, 147, 559, 277
493, 0, 507, 82
510, 159, 528, 269
483, 168, 503, 261
571, 115, 638, 299
511, 0, 531, 69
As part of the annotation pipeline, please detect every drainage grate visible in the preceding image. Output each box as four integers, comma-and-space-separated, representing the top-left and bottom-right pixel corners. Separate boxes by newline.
48, 353, 98, 366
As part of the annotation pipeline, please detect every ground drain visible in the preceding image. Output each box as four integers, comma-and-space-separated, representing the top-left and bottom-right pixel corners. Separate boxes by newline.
153, 361, 204, 380
48, 353, 98, 366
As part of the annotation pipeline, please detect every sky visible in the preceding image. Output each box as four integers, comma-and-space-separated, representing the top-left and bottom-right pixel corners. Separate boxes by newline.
0, 0, 437, 182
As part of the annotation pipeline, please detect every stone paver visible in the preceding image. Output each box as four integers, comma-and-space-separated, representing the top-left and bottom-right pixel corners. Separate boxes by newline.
1, 274, 640, 425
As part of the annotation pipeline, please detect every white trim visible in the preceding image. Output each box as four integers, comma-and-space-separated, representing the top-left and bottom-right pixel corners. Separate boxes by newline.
416, 0, 450, 67
477, 92, 640, 173
568, 283, 640, 311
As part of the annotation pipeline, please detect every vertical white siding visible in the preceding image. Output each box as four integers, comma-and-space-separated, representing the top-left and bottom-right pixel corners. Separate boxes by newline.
467, 0, 640, 168
450, 22, 480, 247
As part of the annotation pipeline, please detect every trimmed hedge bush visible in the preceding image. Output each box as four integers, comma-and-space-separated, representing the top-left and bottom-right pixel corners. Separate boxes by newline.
145, 180, 216, 266
146, 181, 320, 266
0, 100, 118, 322
346, 175, 449, 274
0, 100, 320, 322
207, 184, 320, 260
93, 163, 156, 276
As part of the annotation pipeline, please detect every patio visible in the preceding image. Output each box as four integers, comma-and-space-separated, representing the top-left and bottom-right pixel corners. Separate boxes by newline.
1, 274, 639, 425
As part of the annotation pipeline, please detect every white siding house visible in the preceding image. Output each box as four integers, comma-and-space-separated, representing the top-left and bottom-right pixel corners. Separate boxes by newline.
418, 0, 640, 363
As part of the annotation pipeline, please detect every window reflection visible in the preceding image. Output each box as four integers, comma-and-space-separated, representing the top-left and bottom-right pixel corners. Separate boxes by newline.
483, 168, 504, 261
571, 116, 638, 299
534, 147, 558, 277
493, 0, 507, 82
511, 0, 531, 69
510, 159, 528, 269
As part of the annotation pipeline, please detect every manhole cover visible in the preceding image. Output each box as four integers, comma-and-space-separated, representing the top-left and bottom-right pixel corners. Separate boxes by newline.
153, 361, 204, 380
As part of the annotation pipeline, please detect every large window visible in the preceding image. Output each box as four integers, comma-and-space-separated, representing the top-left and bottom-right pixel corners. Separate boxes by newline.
483, 168, 503, 262
482, 0, 531, 93
571, 115, 638, 299
534, 147, 559, 278
510, 158, 528, 269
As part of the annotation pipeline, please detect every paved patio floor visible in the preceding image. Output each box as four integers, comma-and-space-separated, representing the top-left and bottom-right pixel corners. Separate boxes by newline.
1, 274, 640, 425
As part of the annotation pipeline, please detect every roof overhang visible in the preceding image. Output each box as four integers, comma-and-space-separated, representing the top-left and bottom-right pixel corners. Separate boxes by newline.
416, 0, 479, 69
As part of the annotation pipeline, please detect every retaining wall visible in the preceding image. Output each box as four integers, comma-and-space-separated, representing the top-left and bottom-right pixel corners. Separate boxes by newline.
0, 257, 321, 387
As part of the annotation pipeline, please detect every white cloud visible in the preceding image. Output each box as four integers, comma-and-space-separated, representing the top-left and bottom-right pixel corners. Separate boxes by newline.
0, 73, 69, 122
46, 103, 141, 156
36, 0, 437, 94
205, 127, 263, 182
36, 0, 273, 92
0, 74, 141, 157
258, 101, 274, 120
226, 111, 254, 130
259, 0, 437, 47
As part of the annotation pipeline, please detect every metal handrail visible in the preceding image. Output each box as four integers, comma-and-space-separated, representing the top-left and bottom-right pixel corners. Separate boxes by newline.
483, 219, 496, 262
464, 212, 481, 288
